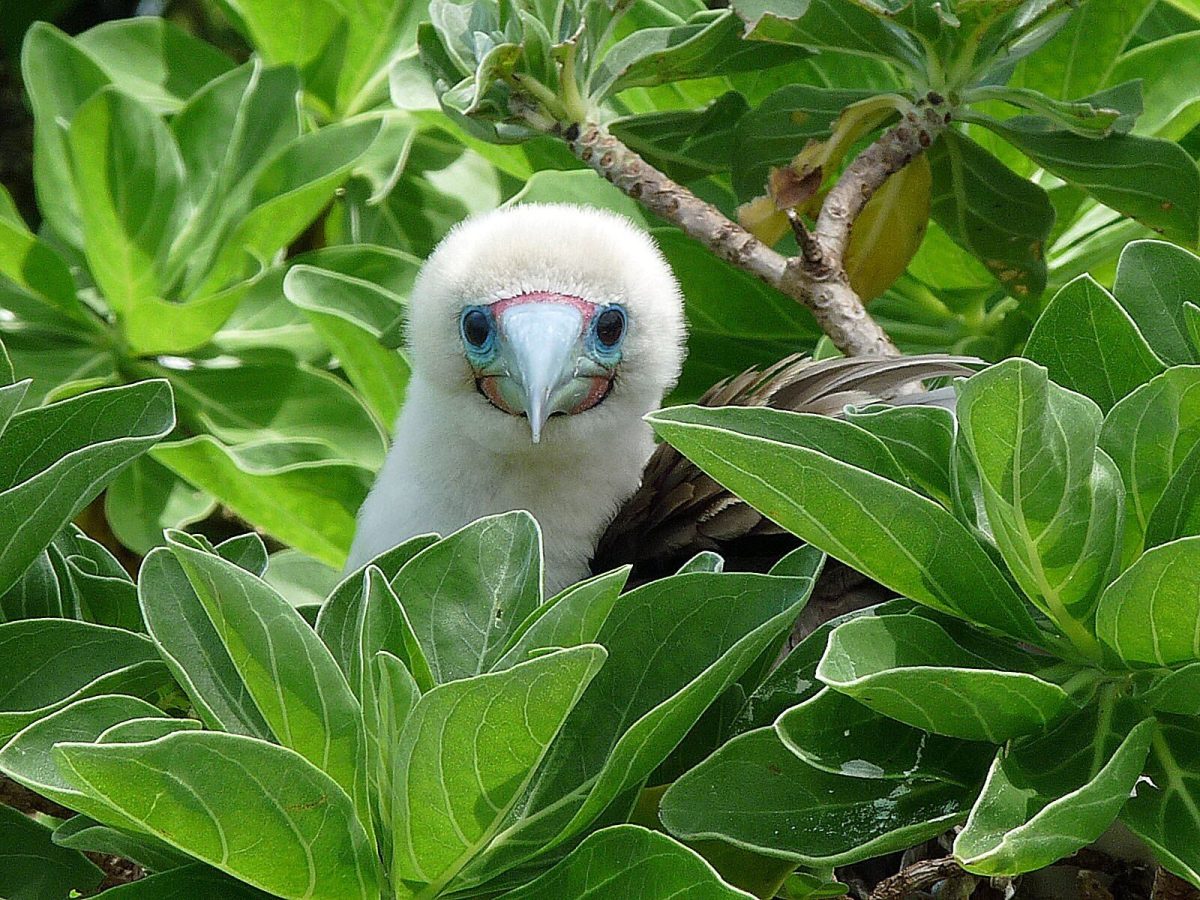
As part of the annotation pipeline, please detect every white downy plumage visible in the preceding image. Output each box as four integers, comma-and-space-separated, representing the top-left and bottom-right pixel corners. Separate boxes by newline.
346, 203, 687, 593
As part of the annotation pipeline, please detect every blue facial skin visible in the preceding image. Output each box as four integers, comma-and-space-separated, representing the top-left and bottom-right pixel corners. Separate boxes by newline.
460, 301, 629, 442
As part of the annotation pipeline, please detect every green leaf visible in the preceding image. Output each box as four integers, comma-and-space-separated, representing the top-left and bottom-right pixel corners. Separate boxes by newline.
58, 530, 142, 631
0, 380, 175, 595
1100, 367, 1200, 563
53, 815, 192, 874
1112, 239, 1200, 366
1095, 537, 1200, 667
137, 548, 273, 739
1140, 663, 1200, 717
610, 92, 751, 184
387, 512, 544, 684
56, 731, 382, 899
167, 62, 302, 293
647, 404, 1046, 643
1025, 276, 1166, 411
490, 567, 629, 672
75, 18, 235, 114
263, 550, 341, 614
68, 87, 185, 320
590, 10, 806, 100
499, 825, 756, 899
0, 695, 181, 819
818, 614, 1073, 742
1110, 33, 1200, 140
955, 700, 1155, 874
977, 117, 1200, 245
0, 620, 170, 743
165, 534, 373, 831
20, 23, 111, 246
732, 0, 925, 73
315, 534, 440, 692
1145, 441, 1200, 547
843, 403, 956, 507
730, 85, 879, 201
284, 257, 417, 426
0, 803, 103, 900
391, 646, 607, 895
965, 83, 1136, 138
956, 359, 1122, 646
62, 864, 274, 898
660, 727, 974, 864
776, 685, 992, 783
1015, 0, 1155, 100
200, 119, 381, 293
164, 361, 386, 470
927, 129, 1054, 299
0, 209, 89, 327
1122, 719, 1200, 888
460, 570, 815, 886
105, 457, 215, 556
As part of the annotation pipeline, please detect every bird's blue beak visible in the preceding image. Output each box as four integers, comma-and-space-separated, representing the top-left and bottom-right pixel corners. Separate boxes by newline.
462, 298, 621, 444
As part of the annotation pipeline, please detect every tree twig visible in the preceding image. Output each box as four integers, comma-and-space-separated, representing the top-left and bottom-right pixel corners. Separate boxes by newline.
563, 95, 949, 358
869, 856, 972, 899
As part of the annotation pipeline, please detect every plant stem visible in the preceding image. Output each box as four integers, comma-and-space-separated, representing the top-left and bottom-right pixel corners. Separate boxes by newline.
565, 97, 950, 357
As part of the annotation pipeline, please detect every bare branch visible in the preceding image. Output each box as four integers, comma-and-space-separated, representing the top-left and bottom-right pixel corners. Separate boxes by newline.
869, 856, 973, 900
565, 96, 948, 358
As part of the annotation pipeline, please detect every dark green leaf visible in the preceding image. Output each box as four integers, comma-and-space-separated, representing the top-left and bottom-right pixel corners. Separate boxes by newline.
105, 457, 215, 556
927, 129, 1053, 299
53, 815, 191, 874
499, 825, 756, 898
1145, 441, 1200, 547
1122, 718, 1200, 888
0, 803, 103, 900
1112, 239, 1200, 366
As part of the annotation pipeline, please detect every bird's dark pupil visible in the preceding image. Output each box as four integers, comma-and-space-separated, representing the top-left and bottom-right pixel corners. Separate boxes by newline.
462, 310, 491, 347
596, 309, 624, 346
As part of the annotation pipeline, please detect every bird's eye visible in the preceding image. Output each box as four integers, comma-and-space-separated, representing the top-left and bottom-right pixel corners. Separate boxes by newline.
461, 308, 494, 350
594, 307, 626, 348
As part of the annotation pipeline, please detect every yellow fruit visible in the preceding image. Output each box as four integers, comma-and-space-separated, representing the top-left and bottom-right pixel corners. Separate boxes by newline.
844, 153, 932, 301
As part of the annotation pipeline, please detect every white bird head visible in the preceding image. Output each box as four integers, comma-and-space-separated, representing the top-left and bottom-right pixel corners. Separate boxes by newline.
406, 202, 687, 450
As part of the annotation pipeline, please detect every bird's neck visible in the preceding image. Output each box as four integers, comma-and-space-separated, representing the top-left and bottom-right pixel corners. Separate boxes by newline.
347, 375, 656, 593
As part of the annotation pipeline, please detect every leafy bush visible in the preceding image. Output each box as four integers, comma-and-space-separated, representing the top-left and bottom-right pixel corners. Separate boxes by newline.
650, 239, 1200, 886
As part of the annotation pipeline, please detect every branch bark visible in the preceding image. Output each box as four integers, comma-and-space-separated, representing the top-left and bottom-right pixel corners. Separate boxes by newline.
565, 96, 949, 358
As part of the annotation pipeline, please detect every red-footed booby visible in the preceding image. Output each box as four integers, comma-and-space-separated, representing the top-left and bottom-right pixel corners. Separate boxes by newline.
347, 203, 971, 593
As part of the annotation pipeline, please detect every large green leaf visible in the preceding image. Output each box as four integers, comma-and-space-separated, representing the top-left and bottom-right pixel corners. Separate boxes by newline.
137, 548, 273, 739
647, 405, 1046, 643
1025, 276, 1166, 411
0, 380, 175, 594
153, 438, 371, 569
732, 0, 925, 73
1122, 719, 1200, 888
1145, 441, 1200, 547
842, 403, 956, 507
68, 864, 275, 898
0, 695, 184, 820
0, 206, 89, 328
977, 117, 1200, 245
54, 814, 192, 874
590, 10, 806, 100
955, 699, 1154, 874
0, 620, 170, 743
165, 535, 373, 830
1016, 0, 1155, 100
283, 254, 418, 426
1110, 33, 1200, 140
56, 731, 382, 900
499, 825, 756, 899
105, 457, 215, 556
1100, 366, 1200, 563
387, 512, 543, 684
927, 129, 1054, 299
956, 359, 1122, 647
1111, 240, 1200, 367
0, 803, 103, 900
20, 23, 111, 245
1095, 537, 1200, 667
75, 17, 234, 114
68, 87, 185, 321
818, 614, 1073, 742
391, 646, 607, 896
164, 361, 386, 470
731, 85, 879, 201
458, 570, 815, 886
660, 727, 973, 864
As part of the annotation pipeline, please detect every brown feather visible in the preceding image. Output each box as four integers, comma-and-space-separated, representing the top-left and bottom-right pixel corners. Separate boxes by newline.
590, 353, 977, 584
